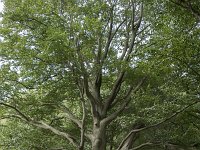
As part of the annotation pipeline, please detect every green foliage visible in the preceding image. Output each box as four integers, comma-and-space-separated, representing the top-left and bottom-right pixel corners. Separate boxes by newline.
1, 0, 200, 149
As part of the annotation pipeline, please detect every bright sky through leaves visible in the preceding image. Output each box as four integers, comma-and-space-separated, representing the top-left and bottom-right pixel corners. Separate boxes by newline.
0, 1, 3, 12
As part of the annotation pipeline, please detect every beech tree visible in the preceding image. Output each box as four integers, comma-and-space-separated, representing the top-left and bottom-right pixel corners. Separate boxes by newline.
0, 0, 200, 150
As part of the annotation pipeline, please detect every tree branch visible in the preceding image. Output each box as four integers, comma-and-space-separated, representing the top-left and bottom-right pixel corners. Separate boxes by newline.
76, 43, 99, 118
0, 102, 79, 148
102, 72, 125, 116
101, 5, 114, 64
130, 142, 160, 150
117, 100, 199, 149
60, 105, 82, 128
101, 7, 127, 63
103, 3, 144, 115
0, 102, 30, 121
124, 2, 143, 61
30, 121, 79, 148
0, 114, 26, 121
95, 18, 127, 104
76, 80, 93, 142
120, 23, 130, 60
79, 100, 86, 150
49, 116, 65, 125
102, 77, 146, 125
93, 35, 103, 102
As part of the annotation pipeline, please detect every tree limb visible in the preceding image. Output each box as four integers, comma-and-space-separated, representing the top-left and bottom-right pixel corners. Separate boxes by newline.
102, 77, 146, 125
60, 105, 82, 128
103, 3, 144, 115
124, 2, 143, 61
79, 100, 86, 150
0, 114, 26, 121
0, 102, 79, 148
0, 102, 30, 121
76, 43, 99, 118
130, 142, 157, 150
41, 102, 83, 129
101, 5, 114, 64
101, 7, 126, 64
117, 100, 199, 149
30, 121, 79, 148
102, 72, 125, 116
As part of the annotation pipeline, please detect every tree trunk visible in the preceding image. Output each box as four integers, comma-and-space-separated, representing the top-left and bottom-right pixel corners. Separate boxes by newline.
92, 122, 106, 150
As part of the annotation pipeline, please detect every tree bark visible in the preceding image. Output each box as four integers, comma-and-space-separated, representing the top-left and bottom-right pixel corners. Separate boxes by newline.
92, 121, 106, 150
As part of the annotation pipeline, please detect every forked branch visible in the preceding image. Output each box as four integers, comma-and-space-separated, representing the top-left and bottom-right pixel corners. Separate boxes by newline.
102, 77, 146, 125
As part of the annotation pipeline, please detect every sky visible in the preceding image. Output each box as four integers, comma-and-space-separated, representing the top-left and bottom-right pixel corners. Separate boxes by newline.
0, 1, 3, 40
0, 1, 3, 13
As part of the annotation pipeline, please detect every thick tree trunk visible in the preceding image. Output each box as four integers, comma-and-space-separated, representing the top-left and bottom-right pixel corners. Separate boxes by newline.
92, 122, 106, 150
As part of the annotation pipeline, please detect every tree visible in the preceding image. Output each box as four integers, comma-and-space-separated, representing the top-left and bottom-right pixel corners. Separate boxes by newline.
0, 0, 200, 150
